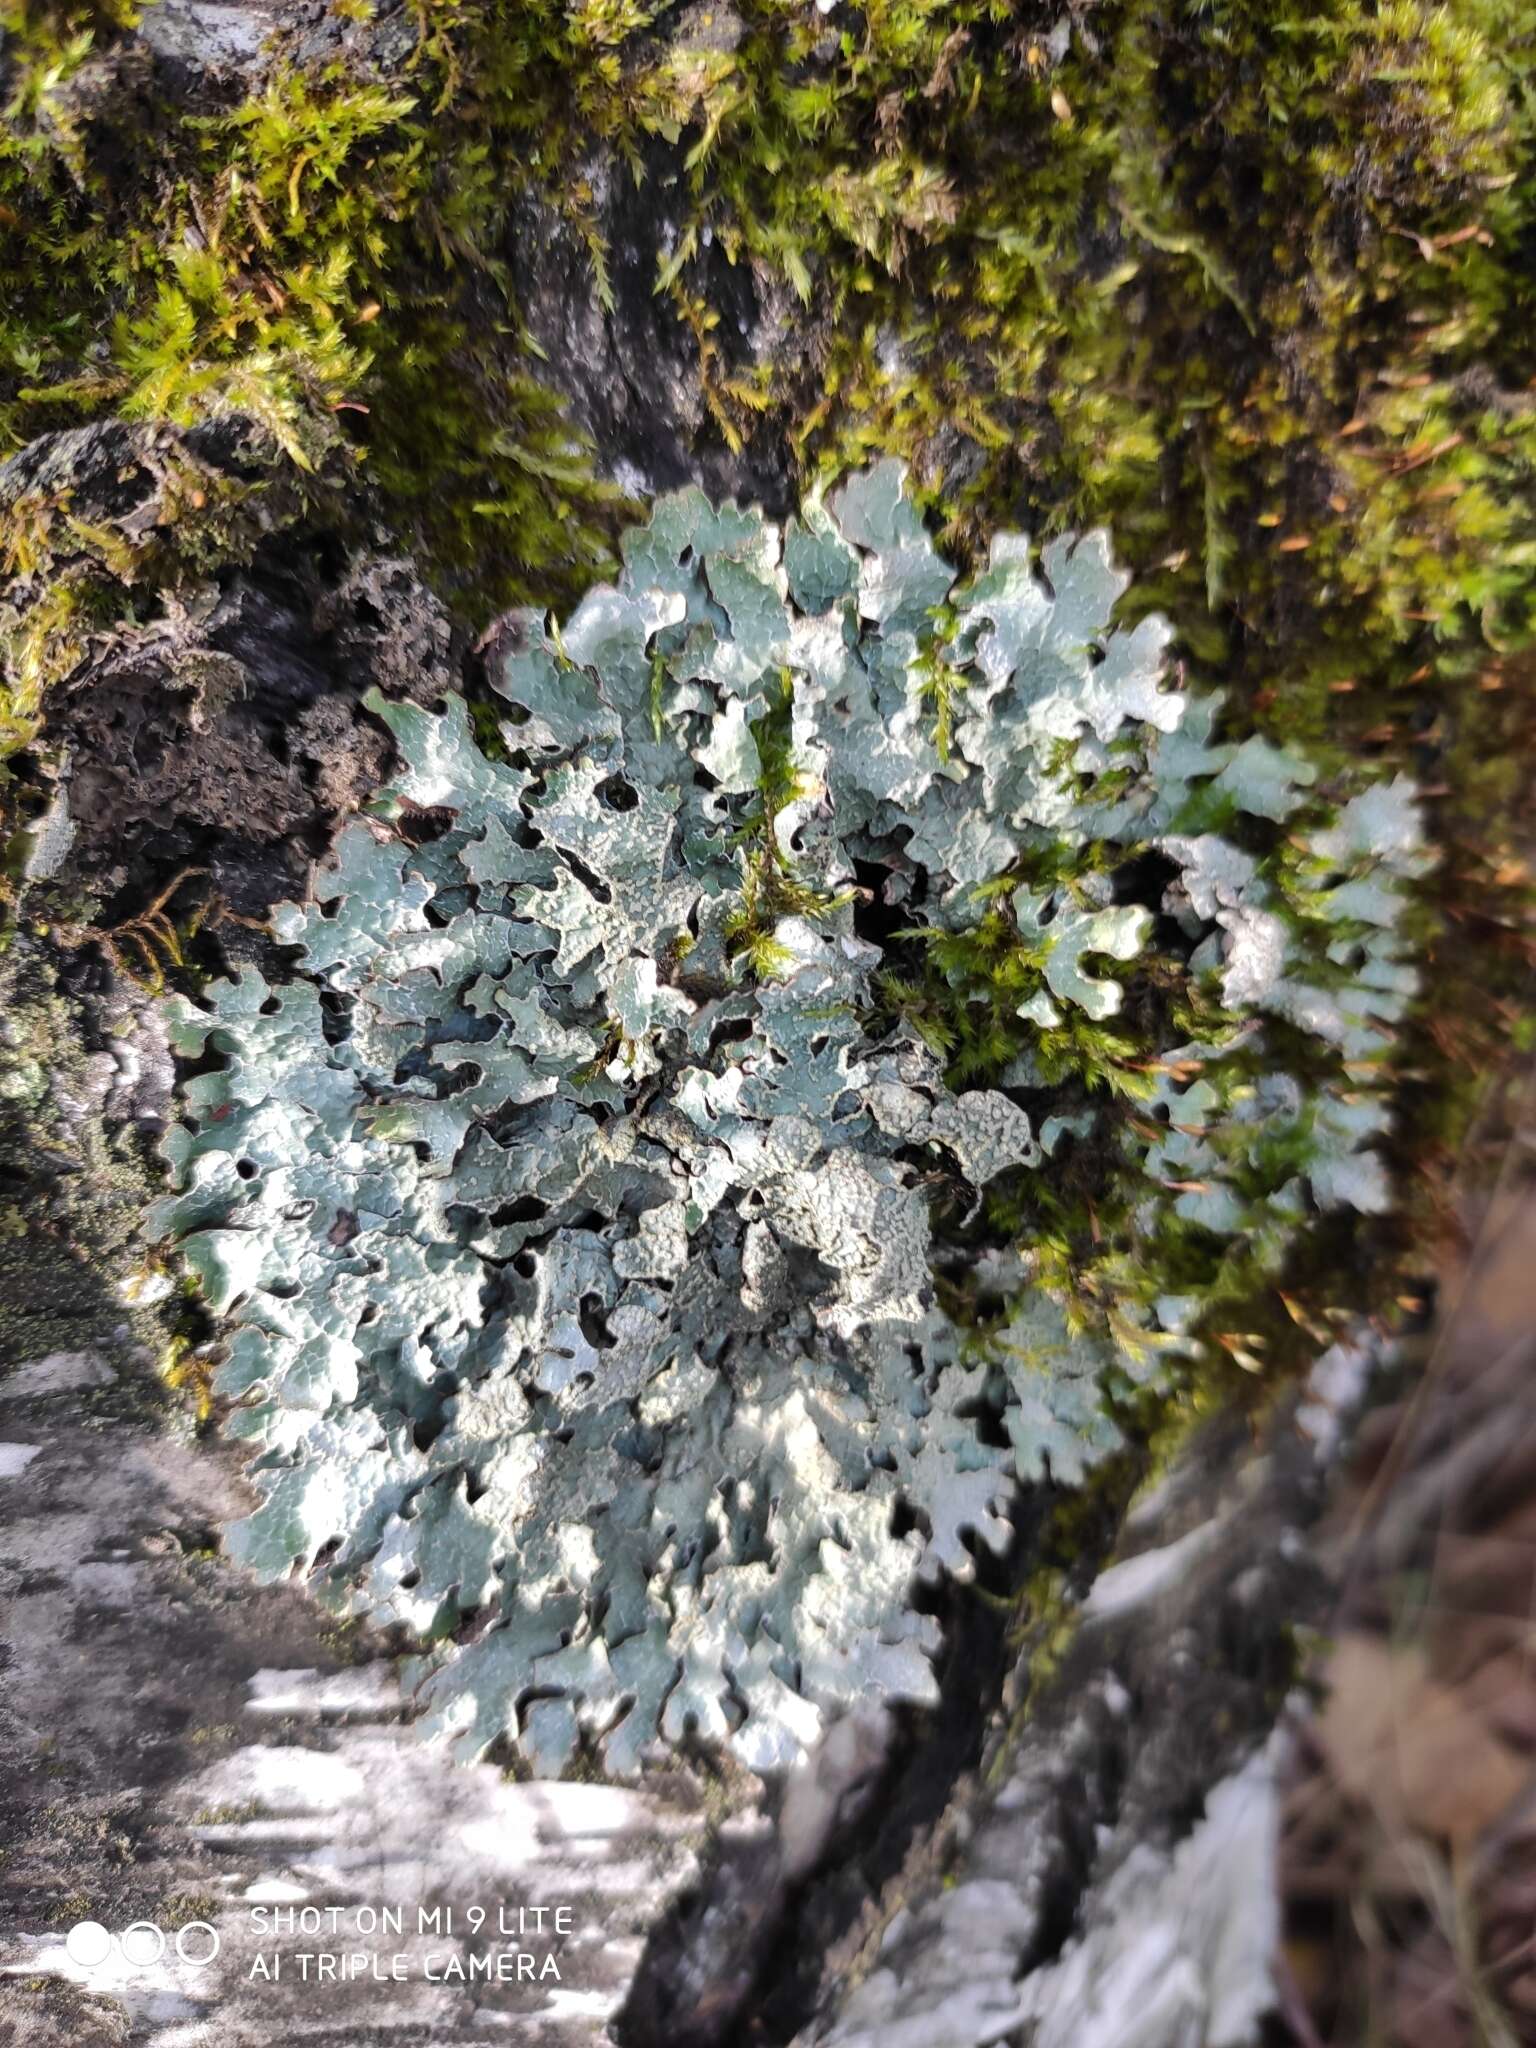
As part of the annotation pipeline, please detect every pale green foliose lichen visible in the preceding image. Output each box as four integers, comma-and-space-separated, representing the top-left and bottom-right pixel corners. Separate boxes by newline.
151, 462, 1429, 1777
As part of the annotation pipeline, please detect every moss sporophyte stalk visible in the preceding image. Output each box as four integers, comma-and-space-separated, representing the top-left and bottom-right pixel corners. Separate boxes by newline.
153, 467, 1428, 1776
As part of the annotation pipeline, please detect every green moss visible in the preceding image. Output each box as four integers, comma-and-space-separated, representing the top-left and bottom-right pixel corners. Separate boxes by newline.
0, 0, 631, 692
8, 0, 1536, 768
721, 669, 858, 971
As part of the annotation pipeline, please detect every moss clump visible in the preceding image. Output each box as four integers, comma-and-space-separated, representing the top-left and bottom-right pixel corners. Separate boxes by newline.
7, 0, 1536, 771
0, 0, 630, 696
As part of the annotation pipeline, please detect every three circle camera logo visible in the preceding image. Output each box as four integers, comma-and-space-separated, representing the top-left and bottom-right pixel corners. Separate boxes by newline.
65, 1920, 220, 1971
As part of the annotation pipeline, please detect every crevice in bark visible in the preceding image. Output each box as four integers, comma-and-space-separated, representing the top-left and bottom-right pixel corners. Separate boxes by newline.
615, 1474, 1117, 2048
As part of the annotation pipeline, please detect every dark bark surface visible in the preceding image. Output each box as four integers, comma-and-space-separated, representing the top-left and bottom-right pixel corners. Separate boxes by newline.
2, 417, 456, 920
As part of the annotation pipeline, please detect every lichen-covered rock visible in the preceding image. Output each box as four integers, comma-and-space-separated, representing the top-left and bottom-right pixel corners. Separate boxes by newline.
153, 465, 1427, 1778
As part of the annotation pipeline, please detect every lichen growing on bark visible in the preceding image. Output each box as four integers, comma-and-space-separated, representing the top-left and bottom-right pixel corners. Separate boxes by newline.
3, 2, 1530, 1161
1, 0, 1530, 1009
152, 468, 1427, 1776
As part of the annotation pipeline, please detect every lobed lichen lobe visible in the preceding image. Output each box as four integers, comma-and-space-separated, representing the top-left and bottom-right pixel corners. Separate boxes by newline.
153, 467, 1429, 1778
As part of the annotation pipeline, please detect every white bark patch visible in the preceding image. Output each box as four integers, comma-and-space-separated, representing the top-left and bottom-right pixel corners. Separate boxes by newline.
1015, 1741, 1282, 2048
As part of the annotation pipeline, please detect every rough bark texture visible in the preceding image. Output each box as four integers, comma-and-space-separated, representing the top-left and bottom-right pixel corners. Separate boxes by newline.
508, 153, 798, 516
788, 1394, 1337, 2048
2, 416, 455, 918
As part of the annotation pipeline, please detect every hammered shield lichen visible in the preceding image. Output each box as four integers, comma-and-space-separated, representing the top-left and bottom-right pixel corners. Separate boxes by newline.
152, 463, 1427, 1777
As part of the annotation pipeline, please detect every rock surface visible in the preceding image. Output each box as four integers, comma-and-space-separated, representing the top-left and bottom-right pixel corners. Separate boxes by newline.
0, 1339, 708, 2047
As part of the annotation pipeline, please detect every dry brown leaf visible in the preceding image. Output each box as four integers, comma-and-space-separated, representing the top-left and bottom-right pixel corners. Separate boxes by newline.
1315, 1633, 1532, 1848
